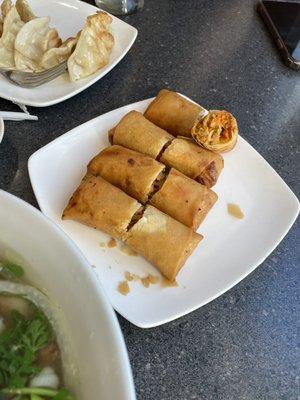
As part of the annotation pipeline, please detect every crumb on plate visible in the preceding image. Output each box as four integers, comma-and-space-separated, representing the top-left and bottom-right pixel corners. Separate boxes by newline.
107, 237, 117, 248
117, 280, 130, 296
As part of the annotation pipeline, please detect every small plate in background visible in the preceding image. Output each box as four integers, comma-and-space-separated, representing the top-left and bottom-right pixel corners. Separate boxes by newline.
0, 0, 137, 107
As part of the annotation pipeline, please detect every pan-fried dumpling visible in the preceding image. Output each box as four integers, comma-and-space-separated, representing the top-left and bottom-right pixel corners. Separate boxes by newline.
16, 0, 35, 23
67, 11, 114, 81
0, 0, 32, 37
0, 0, 12, 37
1, 0, 12, 19
41, 35, 78, 69
14, 16, 61, 71
0, 6, 24, 68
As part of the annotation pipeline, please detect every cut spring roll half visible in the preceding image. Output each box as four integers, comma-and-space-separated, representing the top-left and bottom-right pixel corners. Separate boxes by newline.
109, 110, 173, 159
191, 110, 238, 153
160, 138, 224, 188
88, 145, 166, 204
150, 168, 218, 230
144, 89, 206, 137
62, 174, 142, 240
125, 205, 202, 281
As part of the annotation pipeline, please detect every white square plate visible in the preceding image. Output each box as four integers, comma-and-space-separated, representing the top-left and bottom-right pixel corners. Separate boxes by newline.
0, 0, 137, 107
28, 97, 300, 328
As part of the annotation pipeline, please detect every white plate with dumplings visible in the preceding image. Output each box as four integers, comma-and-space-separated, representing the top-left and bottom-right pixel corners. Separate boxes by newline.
0, 0, 137, 107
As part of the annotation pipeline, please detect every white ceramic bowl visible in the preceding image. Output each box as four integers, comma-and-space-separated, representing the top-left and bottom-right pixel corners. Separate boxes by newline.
0, 189, 136, 399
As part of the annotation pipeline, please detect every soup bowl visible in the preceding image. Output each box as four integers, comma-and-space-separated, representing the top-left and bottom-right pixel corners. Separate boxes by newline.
0, 189, 136, 399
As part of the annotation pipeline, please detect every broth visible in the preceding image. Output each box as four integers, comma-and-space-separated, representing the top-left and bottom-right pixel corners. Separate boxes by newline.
0, 246, 75, 400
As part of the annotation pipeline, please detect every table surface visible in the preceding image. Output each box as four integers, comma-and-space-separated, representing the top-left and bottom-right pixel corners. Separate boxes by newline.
1, 0, 299, 399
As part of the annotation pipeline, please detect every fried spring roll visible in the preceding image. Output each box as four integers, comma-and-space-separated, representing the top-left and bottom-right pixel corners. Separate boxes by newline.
150, 168, 218, 230
160, 138, 224, 188
88, 145, 165, 203
89, 147, 217, 229
109, 110, 173, 159
125, 205, 202, 281
144, 89, 206, 137
62, 174, 142, 239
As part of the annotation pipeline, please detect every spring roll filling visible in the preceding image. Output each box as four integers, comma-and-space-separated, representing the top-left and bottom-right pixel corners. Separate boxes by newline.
126, 205, 146, 230
146, 168, 169, 202
155, 139, 173, 161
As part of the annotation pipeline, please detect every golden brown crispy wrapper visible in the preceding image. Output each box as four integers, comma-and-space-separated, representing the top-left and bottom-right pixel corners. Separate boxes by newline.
191, 110, 238, 153
160, 138, 224, 188
62, 174, 203, 279
88, 145, 165, 203
62, 174, 141, 240
89, 147, 217, 229
125, 205, 202, 281
67, 11, 114, 81
109, 110, 173, 159
144, 89, 205, 137
150, 168, 218, 230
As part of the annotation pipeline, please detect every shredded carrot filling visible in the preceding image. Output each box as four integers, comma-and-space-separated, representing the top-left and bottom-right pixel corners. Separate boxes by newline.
196, 111, 235, 145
